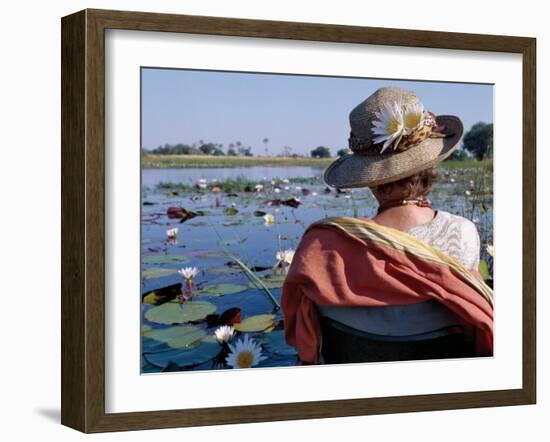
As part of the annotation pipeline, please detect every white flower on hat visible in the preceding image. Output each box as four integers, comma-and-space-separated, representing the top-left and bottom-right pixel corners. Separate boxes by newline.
371, 100, 405, 153
403, 102, 427, 134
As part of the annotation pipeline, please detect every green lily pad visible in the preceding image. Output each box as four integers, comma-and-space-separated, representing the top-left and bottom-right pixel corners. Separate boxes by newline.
142, 254, 189, 265
223, 207, 239, 215
234, 314, 276, 332
142, 268, 179, 280
143, 341, 221, 369
193, 250, 227, 259
262, 330, 297, 356
143, 325, 206, 349
196, 283, 248, 297
222, 220, 243, 227
248, 273, 287, 289
206, 265, 239, 275
479, 259, 491, 280
141, 324, 153, 333
145, 300, 217, 325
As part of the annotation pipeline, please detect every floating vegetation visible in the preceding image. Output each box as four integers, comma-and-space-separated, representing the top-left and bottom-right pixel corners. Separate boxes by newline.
233, 314, 276, 332
145, 300, 217, 324
141, 165, 493, 373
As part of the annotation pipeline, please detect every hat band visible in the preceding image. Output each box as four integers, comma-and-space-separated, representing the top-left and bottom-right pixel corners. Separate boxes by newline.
349, 112, 447, 156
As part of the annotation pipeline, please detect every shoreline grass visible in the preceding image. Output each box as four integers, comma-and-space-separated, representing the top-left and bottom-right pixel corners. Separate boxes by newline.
143, 154, 489, 170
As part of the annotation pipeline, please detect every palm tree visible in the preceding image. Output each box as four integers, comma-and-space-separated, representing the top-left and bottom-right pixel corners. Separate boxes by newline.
263, 138, 269, 157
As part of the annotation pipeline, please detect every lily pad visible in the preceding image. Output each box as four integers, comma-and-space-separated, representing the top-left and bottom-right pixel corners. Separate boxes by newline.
142, 283, 182, 305
223, 207, 239, 215
193, 249, 227, 259
143, 341, 221, 369
206, 264, 239, 275
142, 254, 189, 265
234, 314, 276, 332
479, 259, 491, 280
262, 330, 297, 356
196, 283, 248, 297
145, 300, 217, 325
248, 273, 287, 289
143, 325, 206, 350
142, 267, 179, 280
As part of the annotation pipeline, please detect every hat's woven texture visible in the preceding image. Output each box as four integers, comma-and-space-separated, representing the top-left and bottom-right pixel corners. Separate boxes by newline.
349, 87, 420, 147
323, 87, 464, 189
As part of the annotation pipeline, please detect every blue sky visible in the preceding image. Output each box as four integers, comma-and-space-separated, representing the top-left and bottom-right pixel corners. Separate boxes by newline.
141, 68, 493, 155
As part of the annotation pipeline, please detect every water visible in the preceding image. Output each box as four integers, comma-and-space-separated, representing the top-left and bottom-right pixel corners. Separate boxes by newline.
142, 166, 325, 188
141, 165, 493, 373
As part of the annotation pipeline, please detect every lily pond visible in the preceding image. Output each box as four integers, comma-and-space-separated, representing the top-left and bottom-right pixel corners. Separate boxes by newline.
141, 165, 494, 373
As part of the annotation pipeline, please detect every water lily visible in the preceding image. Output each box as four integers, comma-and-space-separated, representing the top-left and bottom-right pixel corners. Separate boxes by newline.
255, 184, 264, 192
371, 100, 405, 153
263, 213, 275, 225
226, 335, 267, 369
295, 186, 302, 191
486, 244, 494, 257
311, 192, 318, 197
214, 325, 235, 344
450, 178, 456, 183
275, 249, 295, 267
166, 227, 178, 240
281, 178, 290, 184
178, 266, 199, 280
465, 190, 472, 196
178, 266, 199, 302
274, 188, 281, 194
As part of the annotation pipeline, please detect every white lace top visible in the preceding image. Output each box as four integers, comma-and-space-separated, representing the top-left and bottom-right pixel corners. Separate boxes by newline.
406, 210, 481, 270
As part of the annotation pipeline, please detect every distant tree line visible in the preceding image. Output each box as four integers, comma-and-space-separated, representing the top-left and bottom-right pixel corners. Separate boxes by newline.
143, 122, 492, 160
147, 141, 253, 157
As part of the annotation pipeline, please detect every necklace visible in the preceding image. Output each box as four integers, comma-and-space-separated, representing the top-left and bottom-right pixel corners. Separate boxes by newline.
377, 198, 432, 215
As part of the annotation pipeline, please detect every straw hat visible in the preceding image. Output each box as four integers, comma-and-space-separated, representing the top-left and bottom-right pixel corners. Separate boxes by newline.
324, 87, 464, 189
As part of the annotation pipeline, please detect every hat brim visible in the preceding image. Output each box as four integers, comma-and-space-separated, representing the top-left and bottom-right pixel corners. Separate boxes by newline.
323, 115, 464, 189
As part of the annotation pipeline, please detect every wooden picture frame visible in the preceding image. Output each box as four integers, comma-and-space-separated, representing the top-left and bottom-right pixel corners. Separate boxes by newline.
61, 8, 536, 433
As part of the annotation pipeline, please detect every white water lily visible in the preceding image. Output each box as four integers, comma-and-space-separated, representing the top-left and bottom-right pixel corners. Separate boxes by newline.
486, 244, 494, 257
255, 184, 264, 192
465, 190, 472, 196
274, 188, 281, 193
371, 100, 405, 153
402, 102, 426, 134
166, 227, 178, 239
263, 213, 275, 225
281, 178, 290, 184
311, 192, 318, 197
276, 249, 295, 266
214, 325, 235, 344
198, 178, 207, 184
226, 335, 267, 369
178, 266, 199, 281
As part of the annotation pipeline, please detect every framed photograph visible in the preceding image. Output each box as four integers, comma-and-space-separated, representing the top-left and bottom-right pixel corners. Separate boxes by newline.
61, 9, 536, 433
